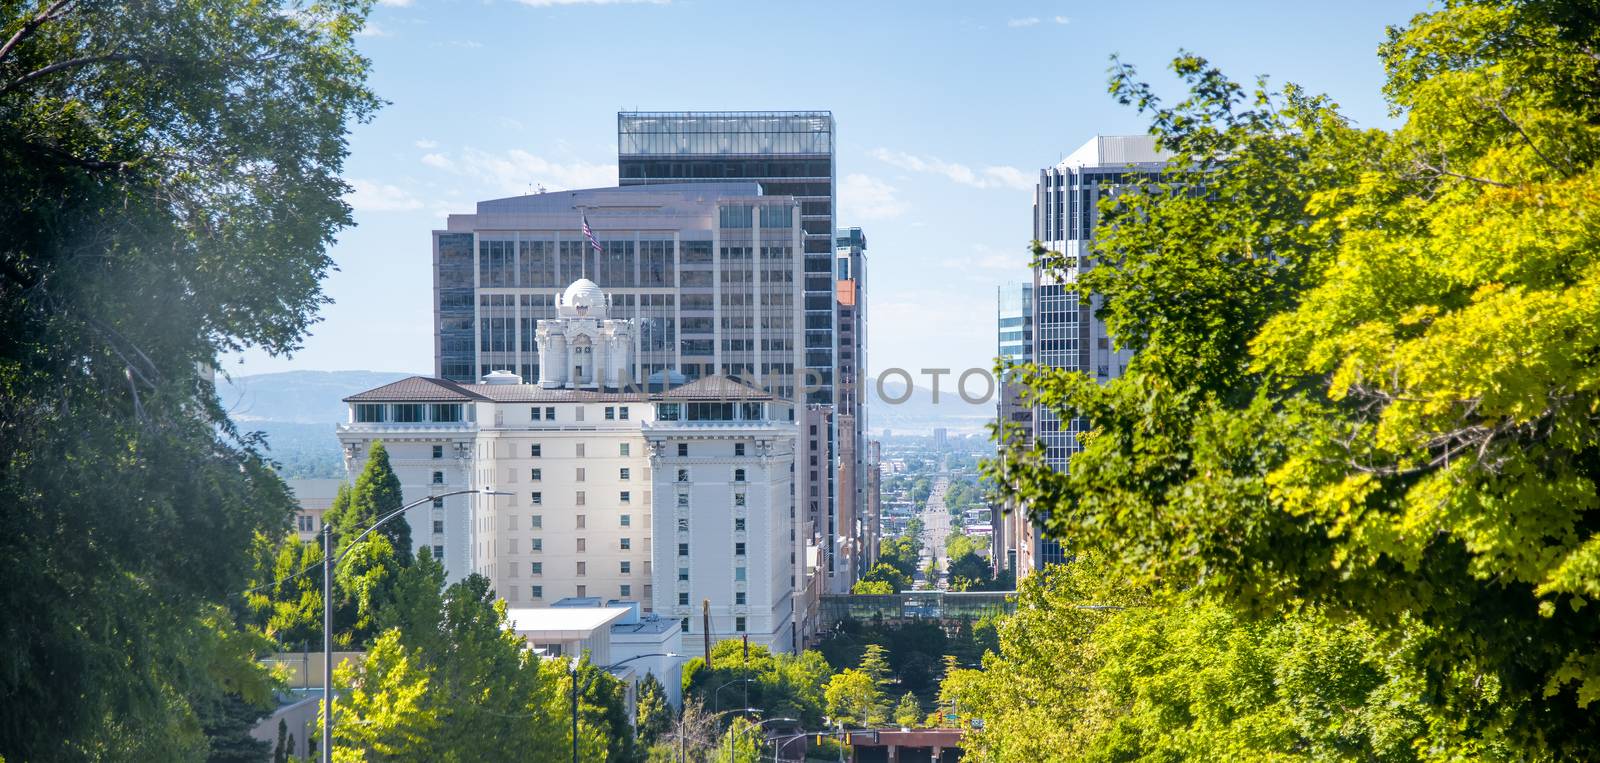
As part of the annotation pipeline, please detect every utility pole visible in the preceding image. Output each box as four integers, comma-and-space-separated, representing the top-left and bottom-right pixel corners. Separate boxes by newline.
702, 599, 712, 667
320, 523, 333, 763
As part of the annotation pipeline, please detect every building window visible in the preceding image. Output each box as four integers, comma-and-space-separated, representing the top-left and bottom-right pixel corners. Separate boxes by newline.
621, 561, 631, 574
735, 616, 746, 632
677, 468, 689, 482
619, 406, 629, 420
620, 538, 631, 551
679, 592, 690, 606
734, 468, 746, 482
735, 518, 746, 532
354, 403, 386, 423
735, 592, 746, 605
620, 584, 631, 597
576, 585, 586, 597
620, 490, 631, 503
433, 545, 444, 562
545, 406, 556, 420
576, 514, 586, 529
432, 497, 443, 508
619, 467, 630, 480
431, 404, 462, 423
531, 443, 542, 457
677, 493, 688, 507
678, 568, 689, 581
619, 443, 630, 456
678, 543, 689, 556
735, 567, 746, 581
677, 517, 689, 531
677, 443, 689, 457
576, 467, 586, 482
620, 514, 632, 527
431, 471, 444, 485
432, 519, 444, 534
575, 491, 586, 506
392, 404, 424, 423
531, 492, 542, 505
735, 542, 746, 556
530, 407, 541, 421
531, 538, 542, 552
531, 468, 542, 481
735, 493, 746, 507
681, 617, 690, 633
576, 443, 586, 457
605, 406, 615, 420
644, 584, 653, 600
735, 443, 745, 457
432, 445, 443, 459
531, 514, 542, 528
531, 562, 543, 575
577, 561, 587, 576
576, 538, 587, 552
532, 585, 543, 599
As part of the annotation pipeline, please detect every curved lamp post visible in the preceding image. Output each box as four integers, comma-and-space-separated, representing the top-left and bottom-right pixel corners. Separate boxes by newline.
571, 652, 679, 763
321, 487, 509, 763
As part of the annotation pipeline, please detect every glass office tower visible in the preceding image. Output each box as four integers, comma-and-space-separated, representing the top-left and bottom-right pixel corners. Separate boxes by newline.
1021, 136, 1169, 572
431, 183, 804, 400
617, 112, 837, 405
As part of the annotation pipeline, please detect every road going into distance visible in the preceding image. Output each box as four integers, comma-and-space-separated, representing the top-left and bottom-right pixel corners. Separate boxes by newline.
920, 473, 952, 588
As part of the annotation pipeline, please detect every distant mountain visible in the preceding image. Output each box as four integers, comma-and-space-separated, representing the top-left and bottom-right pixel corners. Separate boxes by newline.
218, 370, 414, 479
866, 374, 995, 435
218, 369, 414, 423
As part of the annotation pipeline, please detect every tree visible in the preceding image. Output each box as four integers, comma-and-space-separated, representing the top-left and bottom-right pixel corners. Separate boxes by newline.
851, 579, 894, 595
824, 646, 892, 729
246, 533, 325, 648
990, 2, 1600, 755
0, 0, 378, 756
893, 693, 922, 728
682, 640, 833, 729
856, 563, 911, 593
328, 442, 411, 565
635, 673, 674, 748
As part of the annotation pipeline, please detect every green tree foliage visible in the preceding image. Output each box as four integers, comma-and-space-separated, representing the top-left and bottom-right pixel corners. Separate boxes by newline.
989, 2, 1600, 755
824, 647, 891, 730
942, 478, 986, 514
246, 532, 325, 648
0, 0, 377, 756
857, 562, 912, 593
682, 640, 832, 728
332, 556, 623, 761
893, 692, 922, 729
636, 673, 675, 748
943, 558, 1431, 761
327, 442, 411, 565
878, 531, 923, 582
710, 716, 760, 763
851, 579, 895, 595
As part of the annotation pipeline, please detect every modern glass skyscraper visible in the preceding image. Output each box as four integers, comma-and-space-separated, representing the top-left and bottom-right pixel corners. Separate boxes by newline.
1020, 135, 1169, 572
430, 183, 804, 400
997, 282, 1034, 367
617, 111, 837, 405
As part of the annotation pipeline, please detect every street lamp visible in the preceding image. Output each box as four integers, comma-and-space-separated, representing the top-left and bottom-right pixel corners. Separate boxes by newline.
713, 676, 756, 714
751, 718, 799, 763
570, 652, 679, 763
321, 487, 509, 763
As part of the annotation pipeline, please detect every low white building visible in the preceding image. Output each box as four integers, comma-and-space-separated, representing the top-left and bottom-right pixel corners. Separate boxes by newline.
506, 598, 684, 708
337, 279, 807, 652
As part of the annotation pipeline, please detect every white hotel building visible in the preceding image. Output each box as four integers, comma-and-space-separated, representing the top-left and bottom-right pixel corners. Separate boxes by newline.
338, 279, 804, 653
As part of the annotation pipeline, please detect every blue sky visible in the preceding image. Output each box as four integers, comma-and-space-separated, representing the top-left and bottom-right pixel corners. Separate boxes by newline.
232, 0, 1432, 381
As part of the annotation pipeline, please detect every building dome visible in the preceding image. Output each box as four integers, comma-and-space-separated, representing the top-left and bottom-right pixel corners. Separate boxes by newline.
559, 278, 609, 318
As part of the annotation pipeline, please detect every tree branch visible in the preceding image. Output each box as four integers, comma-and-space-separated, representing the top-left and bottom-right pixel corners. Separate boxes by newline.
0, 51, 153, 95
0, 0, 76, 67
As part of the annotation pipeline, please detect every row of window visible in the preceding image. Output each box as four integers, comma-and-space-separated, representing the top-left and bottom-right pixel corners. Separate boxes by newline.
530, 467, 635, 481
353, 403, 463, 423
528, 405, 630, 422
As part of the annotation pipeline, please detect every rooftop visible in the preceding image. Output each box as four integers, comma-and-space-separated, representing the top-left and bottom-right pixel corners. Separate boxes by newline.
473, 182, 768, 217
345, 374, 775, 404
503, 606, 631, 638
1056, 135, 1171, 170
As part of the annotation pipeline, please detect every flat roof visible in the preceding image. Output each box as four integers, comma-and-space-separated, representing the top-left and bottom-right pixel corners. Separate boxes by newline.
504, 606, 631, 638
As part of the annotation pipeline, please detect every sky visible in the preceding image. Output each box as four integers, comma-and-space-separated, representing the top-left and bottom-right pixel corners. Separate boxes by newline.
231, 0, 1433, 381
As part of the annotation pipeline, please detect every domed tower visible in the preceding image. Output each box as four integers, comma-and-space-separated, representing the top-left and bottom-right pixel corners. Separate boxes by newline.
537, 279, 636, 389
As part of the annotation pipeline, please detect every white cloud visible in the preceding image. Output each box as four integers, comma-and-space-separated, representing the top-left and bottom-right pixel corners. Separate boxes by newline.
345, 179, 424, 212
517, 0, 667, 5
414, 139, 438, 149
422, 148, 616, 195
938, 244, 1034, 275
838, 173, 909, 221
356, 22, 388, 37
1007, 17, 1040, 27
869, 148, 1033, 191
377, 0, 412, 6
1053, 15, 1071, 24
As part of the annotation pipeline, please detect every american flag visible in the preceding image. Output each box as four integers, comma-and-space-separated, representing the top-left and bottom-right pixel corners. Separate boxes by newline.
581, 214, 603, 255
